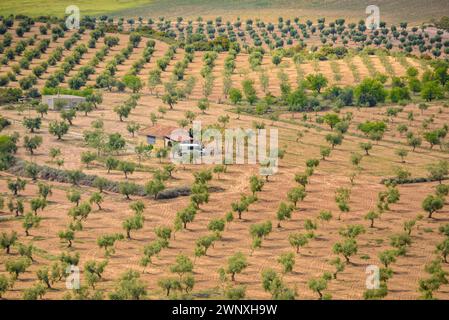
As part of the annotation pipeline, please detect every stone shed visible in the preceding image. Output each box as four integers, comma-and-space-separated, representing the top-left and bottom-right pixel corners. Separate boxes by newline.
41, 94, 86, 110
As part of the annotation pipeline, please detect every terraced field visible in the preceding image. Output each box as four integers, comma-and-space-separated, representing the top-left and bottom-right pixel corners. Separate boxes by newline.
0, 15, 449, 300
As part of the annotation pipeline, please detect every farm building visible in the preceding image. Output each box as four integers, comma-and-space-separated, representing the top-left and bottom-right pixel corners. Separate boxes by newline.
140, 124, 190, 147
41, 95, 86, 110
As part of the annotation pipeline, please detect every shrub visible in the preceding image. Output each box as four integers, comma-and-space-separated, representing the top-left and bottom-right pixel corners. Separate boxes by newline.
355, 78, 387, 107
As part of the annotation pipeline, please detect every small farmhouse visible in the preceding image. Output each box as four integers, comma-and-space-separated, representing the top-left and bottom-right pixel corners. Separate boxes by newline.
140, 124, 190, 147
41, 94, 86, 110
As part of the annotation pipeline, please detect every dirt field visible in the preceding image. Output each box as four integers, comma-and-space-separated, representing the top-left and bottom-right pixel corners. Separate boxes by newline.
0, 18, 449, 300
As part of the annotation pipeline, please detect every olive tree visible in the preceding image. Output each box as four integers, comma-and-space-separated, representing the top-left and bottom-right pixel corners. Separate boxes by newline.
84, 260, 108, 289
97, 233, 124, 257
332, 239, 358, 263
89, 192, 104, 210
277, 252, 295, 273
378, 250, 397, 268
329, 257, 345, 279
7, 178, 26, 196
122, 213, 144, 239
287, 186, 306, 208
48, 120, 69, 140
0, 231, 18, 254
109, 270, 147, 300
5, 257, 31, 279
249, 175, 264, 196
364, 210, 380, 228
224, 252, 248, 281
288, 233, 309, 254
276, 202, 294, 228
308, 272, 332, 300
145, 178, 165, 199
422, 194, 444, 218
23, 135, 42, 154
175, 204, 197, 229
22, 212, 41, 236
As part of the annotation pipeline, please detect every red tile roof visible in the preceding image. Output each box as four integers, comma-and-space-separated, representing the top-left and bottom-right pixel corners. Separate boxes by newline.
140, 125, 189, 142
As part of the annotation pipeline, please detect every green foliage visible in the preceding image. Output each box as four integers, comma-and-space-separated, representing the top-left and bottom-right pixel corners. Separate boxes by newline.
229, 88, 243, 104
333, 238, 358, 263
23, 135, 42, 154
7, 177, 26, 196
261, 268, 296, 300
122, 213, 144, 239
109, 270, 147, 300
287, 186, 306, 208
276, 202, 294, 228
225, 252, 248, 281
421, 81, 444, 101
427, 160, 448, 183
176, 204, 197, 229
22, 212, 41, 236
306, 73, 328, 94
422, 194, 444, 219
364, 210, 380, 228
378, 250, 398, 268
5, 257, 31, 279
97, 233, 124, 257
308, 272, 332, 300
122, 75, 142, 93
418, 259, 448, 299
325, 133, 343, 149
354, 78, 387, 107
288, 233, 309, 254
84, 260, 108, 289
119, 181, 139, 200
249, 175, 264, 196
0, 231, 18, 254
48, 120, 69, 139
0, 274, 10, 298
390, 233, 412, 256
329, 257, 345, 279
23, 283, 47, 300
277, 252, 295, 273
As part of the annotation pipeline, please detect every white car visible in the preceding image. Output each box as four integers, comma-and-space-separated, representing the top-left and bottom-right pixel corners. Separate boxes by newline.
176, 142, 206, 157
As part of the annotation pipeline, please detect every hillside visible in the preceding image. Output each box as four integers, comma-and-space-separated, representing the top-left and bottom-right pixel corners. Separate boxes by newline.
0, 13, 449, 301
1, 0, 449, 24
114, 0, 449, 24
